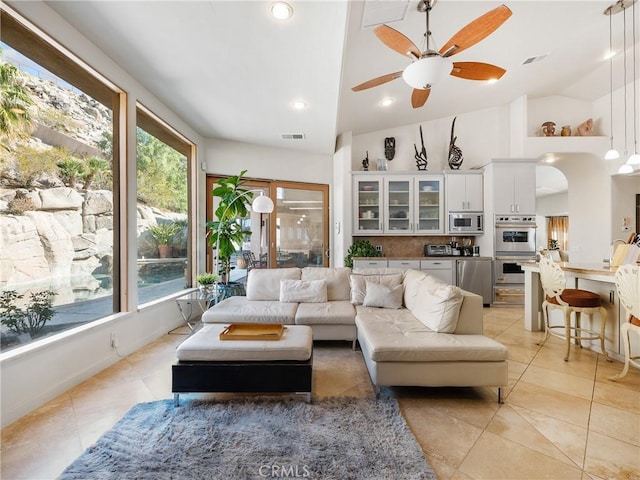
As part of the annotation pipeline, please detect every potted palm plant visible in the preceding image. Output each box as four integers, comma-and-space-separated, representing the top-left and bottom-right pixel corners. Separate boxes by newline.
206, 170, 254, 284
149, 222, 181, 258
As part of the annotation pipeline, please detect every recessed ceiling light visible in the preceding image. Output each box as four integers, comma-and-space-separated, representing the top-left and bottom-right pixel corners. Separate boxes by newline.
380, 97, 394, 107
292, 100, 307, 110
486, 78, 498, 85
271, 2, 293, 20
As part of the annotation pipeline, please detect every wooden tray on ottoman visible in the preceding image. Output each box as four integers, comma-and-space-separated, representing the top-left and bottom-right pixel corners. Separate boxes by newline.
219, 323, 284, 340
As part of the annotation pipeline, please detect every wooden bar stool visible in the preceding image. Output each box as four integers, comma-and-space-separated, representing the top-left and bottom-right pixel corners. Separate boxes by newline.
538, 257, 611, 362
610, 264, 640, 380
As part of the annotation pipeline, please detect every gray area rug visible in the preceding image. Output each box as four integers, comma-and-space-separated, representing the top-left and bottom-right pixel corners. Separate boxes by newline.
61, 395, 436, 480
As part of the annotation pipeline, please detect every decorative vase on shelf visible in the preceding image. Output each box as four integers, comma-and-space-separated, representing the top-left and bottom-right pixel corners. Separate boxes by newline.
541, 122, 556, 136
561, 125, 571, 137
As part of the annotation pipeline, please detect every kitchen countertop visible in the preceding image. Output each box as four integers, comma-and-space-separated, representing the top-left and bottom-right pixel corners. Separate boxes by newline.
354, 256, 493, 261
520, 261, 618, 277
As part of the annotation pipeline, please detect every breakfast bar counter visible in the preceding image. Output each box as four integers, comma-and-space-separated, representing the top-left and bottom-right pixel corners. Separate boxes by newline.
521, 261, 626, 360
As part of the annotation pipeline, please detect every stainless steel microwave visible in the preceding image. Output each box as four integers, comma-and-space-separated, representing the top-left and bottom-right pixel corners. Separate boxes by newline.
448, 212, 484, 234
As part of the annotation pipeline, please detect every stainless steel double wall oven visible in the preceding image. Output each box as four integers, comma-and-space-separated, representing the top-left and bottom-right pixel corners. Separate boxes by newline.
493, 215, 537, 305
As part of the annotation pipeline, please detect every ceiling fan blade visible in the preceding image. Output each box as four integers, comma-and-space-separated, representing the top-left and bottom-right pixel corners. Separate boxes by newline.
450, 62, 506, 81
351, 71, 403, 92
439, 5, 512, 58
374, 25, 421, 59
411, 88, 431, 108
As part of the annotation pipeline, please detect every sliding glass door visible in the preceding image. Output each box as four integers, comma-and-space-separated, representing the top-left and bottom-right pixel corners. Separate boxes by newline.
205, 177, 329, 278
272, 183, 329, 268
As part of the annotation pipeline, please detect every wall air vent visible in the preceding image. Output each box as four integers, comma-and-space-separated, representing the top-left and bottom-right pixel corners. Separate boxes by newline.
362, 0, 410, 28
522, 54, 548, 65
281, 133, 305, 140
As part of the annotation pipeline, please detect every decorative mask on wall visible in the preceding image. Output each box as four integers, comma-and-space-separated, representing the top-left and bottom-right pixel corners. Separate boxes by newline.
384, 137, 396, 161
448, 116, 464, 170
414, 125, 428, 170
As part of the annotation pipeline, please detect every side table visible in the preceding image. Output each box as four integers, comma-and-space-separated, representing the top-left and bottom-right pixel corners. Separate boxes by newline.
175, 290, 214, 330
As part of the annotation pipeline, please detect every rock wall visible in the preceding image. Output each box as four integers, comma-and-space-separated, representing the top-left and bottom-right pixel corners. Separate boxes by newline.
0, 186, 186, 297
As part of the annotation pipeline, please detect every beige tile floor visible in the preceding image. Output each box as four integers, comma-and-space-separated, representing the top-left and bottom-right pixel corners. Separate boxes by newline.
1, 307, 639, 479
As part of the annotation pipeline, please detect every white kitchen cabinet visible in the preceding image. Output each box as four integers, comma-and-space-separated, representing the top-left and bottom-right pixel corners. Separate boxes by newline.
387, 259, 420, 270
385, 177, 414, 234
352, 259, 388, 269
352, 173, 444, 235
353, 175, 384, 234
420, 259, 454, 285
492, 163, 536, 214
445, 172, 483, 211
414, 176, 445, 234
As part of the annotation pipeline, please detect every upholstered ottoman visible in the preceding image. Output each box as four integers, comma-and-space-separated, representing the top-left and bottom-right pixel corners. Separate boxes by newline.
172, 324, 313, 405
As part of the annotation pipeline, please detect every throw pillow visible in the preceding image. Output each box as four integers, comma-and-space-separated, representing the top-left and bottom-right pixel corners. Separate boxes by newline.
362, 280, 403, 309
246, 268, 301, 300
404, 271, 463, 333
279, 279, 328, 303
349, 273, 403, 305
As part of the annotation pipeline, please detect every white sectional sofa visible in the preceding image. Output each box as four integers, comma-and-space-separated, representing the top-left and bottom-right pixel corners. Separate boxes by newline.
201, 266, 508, 401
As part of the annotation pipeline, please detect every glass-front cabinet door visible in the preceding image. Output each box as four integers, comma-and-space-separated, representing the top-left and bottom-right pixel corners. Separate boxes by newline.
415, 176, 444, 234
384, 177, 413, 234
353, 175, 383, 234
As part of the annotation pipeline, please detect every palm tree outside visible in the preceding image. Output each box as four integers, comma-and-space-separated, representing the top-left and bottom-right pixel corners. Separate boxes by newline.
0, 47, 35, 151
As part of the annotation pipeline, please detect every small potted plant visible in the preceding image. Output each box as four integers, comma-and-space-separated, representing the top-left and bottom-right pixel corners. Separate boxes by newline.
344, 240, 382, 268
196, 273, 218, 294
149, 222, 181, 258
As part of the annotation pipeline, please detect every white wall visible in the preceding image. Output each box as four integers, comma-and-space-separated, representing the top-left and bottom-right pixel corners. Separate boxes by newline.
1, 1, 205, 428
332, 132, 352, 267
203, 138, 333, 185
612, 175, 640, 241
351, 105, 510, 173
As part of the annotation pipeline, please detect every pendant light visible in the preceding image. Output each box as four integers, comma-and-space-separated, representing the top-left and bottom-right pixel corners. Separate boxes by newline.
605, 7, 620, 160
627, 0, 640, 165
618, 2, 633, 174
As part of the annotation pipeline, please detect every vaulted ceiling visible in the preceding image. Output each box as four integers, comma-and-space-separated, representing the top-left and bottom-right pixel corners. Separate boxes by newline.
37, 1, 639, 155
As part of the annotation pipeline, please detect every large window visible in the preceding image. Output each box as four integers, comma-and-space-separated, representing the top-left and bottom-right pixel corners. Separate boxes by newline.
0, 12, 120, 352
136, 106, 192, 304
0, 9, 195, 354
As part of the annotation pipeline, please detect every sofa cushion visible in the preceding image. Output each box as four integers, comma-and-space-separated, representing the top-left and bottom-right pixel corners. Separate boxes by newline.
280, 279, 327, 303
201, 296, 297, 324
403, 269, 463, 333
363, 280, 403, 309
295, 301, 356, 325
350, 273, 403, 305
301, 267, 351, 301
246, 268, 301, 300
355, 308, 508, 363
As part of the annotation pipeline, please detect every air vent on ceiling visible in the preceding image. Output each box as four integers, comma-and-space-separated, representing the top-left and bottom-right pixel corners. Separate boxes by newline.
522, 54, 548, 65
281, 133, 305, 140
362, 0, 410, 28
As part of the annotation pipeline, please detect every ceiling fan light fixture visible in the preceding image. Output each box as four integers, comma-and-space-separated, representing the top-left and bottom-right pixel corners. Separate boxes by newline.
402, 55, 452, 90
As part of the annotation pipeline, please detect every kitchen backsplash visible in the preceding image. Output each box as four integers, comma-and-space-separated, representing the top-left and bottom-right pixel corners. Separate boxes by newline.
356, 236, 476, 257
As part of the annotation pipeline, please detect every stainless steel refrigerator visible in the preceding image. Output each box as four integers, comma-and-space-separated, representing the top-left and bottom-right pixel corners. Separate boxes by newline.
456, 258, 492, 307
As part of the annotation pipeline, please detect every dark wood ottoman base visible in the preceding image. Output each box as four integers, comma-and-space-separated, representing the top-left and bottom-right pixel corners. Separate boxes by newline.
172, 355, 313, 405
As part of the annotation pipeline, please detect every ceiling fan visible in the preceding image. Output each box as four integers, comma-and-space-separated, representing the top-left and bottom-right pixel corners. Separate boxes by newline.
352, 0, 512, 108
